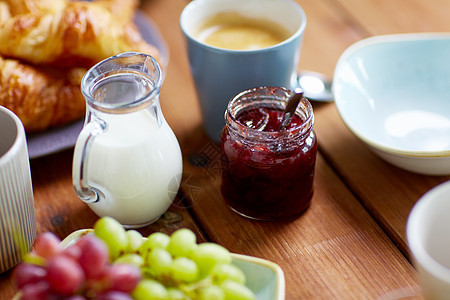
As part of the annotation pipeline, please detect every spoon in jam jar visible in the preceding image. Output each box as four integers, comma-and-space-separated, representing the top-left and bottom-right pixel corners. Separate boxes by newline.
279, 88, 304, 131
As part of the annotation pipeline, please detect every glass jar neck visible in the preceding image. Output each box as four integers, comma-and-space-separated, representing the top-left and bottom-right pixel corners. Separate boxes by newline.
225, 86, 314, 149
81, 52, 162, 114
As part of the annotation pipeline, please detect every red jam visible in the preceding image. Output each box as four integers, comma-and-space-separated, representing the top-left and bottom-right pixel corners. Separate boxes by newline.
220, 87, 317, 220
236, 108, 304, 131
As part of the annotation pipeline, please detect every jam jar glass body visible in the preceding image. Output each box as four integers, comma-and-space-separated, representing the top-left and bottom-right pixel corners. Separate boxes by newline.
220, 86, 317, 220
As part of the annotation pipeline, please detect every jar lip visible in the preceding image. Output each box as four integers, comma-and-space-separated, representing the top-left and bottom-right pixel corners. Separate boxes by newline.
225, 86, 315, 140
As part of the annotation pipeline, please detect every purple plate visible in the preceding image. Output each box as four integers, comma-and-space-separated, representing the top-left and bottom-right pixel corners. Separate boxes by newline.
27, 11, 169, 159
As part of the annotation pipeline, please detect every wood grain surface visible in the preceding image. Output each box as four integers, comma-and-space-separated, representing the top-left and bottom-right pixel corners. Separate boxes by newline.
1, 0, 449, 299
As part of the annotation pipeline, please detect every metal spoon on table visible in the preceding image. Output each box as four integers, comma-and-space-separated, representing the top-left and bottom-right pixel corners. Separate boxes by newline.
294, 71, 333, 102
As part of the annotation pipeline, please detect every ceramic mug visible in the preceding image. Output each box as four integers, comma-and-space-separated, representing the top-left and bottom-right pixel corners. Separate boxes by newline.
180, 0, 307, 142
0, 106, 36, 273
407, 180, 450, 299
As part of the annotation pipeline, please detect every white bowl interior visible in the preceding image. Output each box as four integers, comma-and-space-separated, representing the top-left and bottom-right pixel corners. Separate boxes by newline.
232, 253, 285, 300
333, 34, 450, 154
407, 180, 450, 284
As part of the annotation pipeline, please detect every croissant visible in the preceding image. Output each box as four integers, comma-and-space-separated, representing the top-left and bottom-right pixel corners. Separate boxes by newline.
88, 0, 138, 23
0, 56, 86, 132
2, 0, 137, 23
1, 0, 68, 16
0, 0, 160, 68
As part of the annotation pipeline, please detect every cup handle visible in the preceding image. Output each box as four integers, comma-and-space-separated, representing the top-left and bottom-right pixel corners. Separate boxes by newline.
72, 121, 105, 204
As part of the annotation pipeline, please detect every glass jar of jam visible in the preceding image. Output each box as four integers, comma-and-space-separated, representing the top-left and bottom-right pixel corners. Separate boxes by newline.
220, 86, 317, 220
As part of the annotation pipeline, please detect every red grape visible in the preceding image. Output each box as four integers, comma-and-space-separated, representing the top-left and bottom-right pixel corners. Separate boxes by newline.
96, 291, 133, 300
33, 232, 62, 258
20, 281, 52, 300
108, 263, 142, 293
65, 296, 87, 300
76, 235, 109, 278
46, 255, 85, 295
62, 244, 82, 261
13, 263, 46, 289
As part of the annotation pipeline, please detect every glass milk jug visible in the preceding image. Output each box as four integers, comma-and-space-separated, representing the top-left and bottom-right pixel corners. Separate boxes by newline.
73, 52, 182, 228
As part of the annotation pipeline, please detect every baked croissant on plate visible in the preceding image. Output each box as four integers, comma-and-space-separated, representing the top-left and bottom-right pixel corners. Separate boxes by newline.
3, 0, 139, 22
0, 56, 86, 132
0, 0, 159, 68
2, 0, 137, 22
1, 0, 68, 16
88, 0, 139, 23
0, 0, 162, 133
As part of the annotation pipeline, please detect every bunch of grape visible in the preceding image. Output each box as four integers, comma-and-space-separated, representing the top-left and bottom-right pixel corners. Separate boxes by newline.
14, 217, 255, 300
94, 217, 255, 300
14, 230, 141, 300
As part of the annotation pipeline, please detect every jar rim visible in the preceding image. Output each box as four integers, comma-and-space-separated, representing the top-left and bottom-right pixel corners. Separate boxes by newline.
225, 86, 315, 142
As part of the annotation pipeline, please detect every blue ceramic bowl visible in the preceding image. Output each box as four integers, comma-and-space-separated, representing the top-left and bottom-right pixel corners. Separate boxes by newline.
333, 33, 450, 175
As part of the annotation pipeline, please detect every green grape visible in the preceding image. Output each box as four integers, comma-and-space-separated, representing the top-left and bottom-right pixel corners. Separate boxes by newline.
126, 230, 144, 253
211, 263, 246, 284
94, 217, 128, 259
167, 228, 197, 257
139, 232, 170, 261
169, 257, 199, 283
147, 232, 171, 249
198, 285, 225, 300
221, 280, 255, 300
132, 279, 168, 300
22, 252, 46, 266
114, 253, 144, 267
147, 248, 173, 278
167, 287, 188, 299
139, 239, 154, 260
191, 243, 232, 275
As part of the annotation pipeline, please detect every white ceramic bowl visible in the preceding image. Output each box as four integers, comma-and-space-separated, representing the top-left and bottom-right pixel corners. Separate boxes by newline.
407, 180, 450, 299
333, 33, 450, 175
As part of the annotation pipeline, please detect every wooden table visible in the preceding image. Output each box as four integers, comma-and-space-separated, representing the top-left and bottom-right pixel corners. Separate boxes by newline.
1, 0, 449, 298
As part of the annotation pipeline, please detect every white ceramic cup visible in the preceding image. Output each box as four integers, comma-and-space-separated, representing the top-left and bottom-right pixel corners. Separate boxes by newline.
407, 180, 450, 299
180, 0, 307, 142
0, 106, 36, 273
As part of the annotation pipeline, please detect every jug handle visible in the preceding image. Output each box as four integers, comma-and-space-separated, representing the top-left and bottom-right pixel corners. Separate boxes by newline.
72, 121, 105, 204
